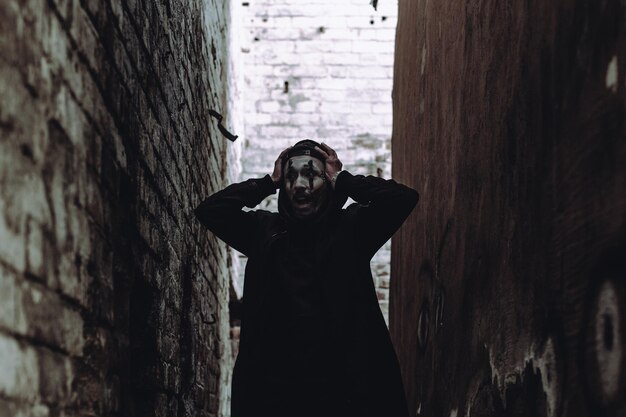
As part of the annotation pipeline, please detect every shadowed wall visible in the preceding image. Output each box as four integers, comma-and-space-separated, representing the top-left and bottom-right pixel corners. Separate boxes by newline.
390, 0, 626, 416
0, 0, 240, 416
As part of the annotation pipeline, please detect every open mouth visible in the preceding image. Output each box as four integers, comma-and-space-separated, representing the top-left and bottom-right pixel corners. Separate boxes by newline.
293, 195, 313, 207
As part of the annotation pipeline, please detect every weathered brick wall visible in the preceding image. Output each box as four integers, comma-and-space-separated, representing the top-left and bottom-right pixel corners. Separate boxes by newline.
236, 0, 397, 320
0, 0, 241, 416
391, 0, 626, 416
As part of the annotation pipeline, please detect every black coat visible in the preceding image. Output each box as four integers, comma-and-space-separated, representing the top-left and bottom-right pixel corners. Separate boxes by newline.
195, 171, 418, 417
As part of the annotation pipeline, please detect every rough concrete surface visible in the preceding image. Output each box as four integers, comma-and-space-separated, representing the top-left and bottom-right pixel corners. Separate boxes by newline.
391, 0, 626, 416
0, 0, 240, 416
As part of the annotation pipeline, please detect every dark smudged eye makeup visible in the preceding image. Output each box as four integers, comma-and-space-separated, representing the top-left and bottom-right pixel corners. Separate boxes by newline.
286, 169, 321, 182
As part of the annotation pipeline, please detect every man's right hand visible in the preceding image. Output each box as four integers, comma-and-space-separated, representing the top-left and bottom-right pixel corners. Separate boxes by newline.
270, 147, 292, 187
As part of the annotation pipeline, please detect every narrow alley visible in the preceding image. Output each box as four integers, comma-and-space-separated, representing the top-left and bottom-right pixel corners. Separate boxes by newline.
0, 0, 624, 417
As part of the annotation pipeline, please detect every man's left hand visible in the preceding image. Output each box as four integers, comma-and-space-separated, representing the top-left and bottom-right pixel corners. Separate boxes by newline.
315, 142, 343, 183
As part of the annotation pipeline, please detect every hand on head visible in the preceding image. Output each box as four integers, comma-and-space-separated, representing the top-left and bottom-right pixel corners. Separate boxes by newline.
314, 142, 343, 183
271, 141, 343, 187
271, 146, 292, 186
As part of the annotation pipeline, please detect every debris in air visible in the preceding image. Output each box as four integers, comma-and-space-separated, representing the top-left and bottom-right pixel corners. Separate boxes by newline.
370, 0, 378, 11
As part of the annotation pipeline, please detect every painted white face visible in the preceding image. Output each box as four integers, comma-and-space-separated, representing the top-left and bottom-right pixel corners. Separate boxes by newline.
284, 155, 328, 219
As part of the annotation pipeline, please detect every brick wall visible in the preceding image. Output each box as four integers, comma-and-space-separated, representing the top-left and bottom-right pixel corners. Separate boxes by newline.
391, 0, 626, 415
0, 0, 241, 416
236, 0, 397, 320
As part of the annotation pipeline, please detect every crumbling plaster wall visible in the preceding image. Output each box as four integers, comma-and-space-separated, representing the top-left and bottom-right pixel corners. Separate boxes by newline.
391, 0, 626, 416
237, 0, 398, 319
0, 0, 242, 416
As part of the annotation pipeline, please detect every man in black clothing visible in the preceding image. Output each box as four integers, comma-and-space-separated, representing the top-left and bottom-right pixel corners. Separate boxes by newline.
195, 140, 418, 417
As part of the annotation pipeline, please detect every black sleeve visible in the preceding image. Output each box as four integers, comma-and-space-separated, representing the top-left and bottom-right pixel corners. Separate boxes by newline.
194, 175, 277, 257
335, 170, 419, 258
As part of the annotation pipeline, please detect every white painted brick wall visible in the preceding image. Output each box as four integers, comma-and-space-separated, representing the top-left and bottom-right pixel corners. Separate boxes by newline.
237, 0, 398, 322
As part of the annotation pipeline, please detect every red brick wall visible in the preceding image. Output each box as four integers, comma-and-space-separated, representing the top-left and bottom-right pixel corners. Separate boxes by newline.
0, 0, 239, 415
391, 0, 626, 416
